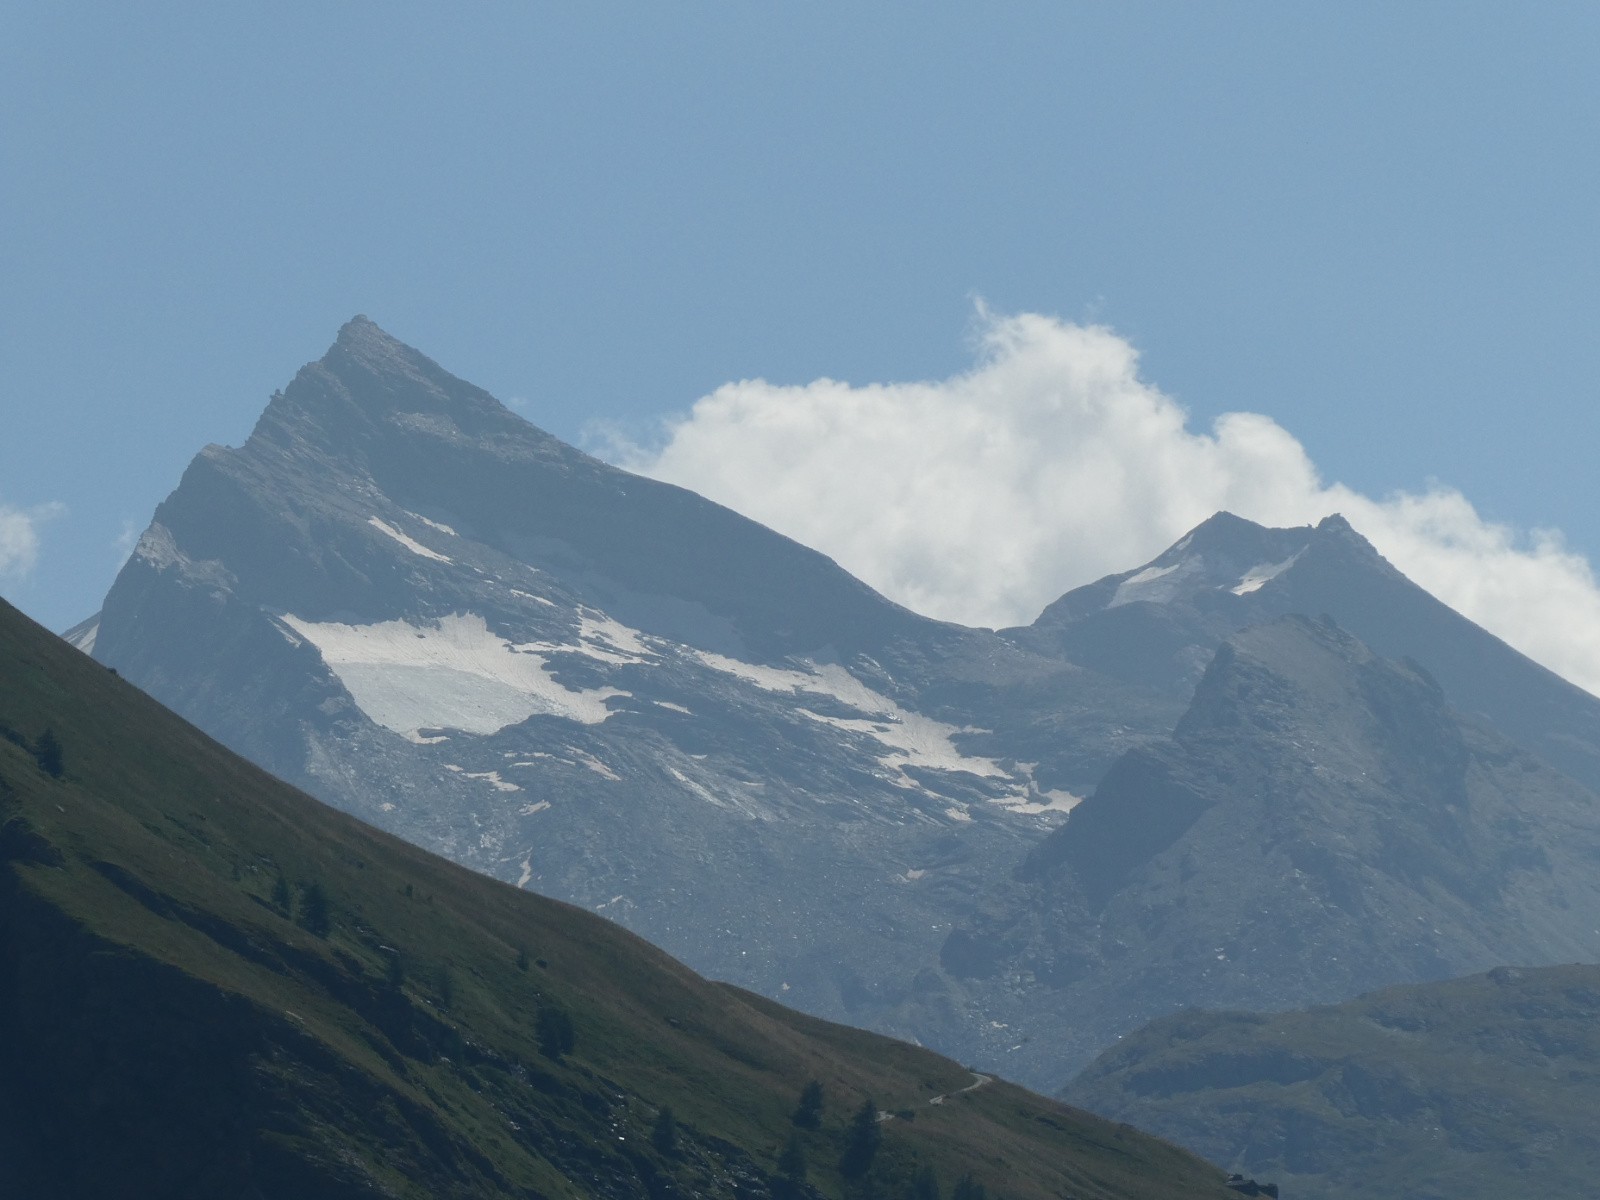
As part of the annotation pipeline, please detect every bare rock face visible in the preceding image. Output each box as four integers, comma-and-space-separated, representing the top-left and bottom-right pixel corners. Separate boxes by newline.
85, 318, 1600, 1090
90, 318, 1166, 1079
939, 614, 1600, 1084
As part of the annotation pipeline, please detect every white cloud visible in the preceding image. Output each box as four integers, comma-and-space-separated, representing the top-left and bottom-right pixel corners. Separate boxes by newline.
114, 518, 142, 563
608, 308, 1600, 695
0, 501, 64, 577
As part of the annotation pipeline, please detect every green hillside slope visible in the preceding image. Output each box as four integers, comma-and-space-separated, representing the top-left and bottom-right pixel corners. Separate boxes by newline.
0, 596, 1232, 1200
1067, 964, 1600, 1200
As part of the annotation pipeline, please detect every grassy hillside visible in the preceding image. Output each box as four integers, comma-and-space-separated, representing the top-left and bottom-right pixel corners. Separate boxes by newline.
0, 596, 1233, 1200
1067, 964, 1600, 1200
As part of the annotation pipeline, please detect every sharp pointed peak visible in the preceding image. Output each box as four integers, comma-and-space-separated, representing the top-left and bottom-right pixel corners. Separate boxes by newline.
324, 313, 418, 366
1151, 510, 1313, 566
1307, 511, 1385, 561
1157, 510, 1382, 566
242, 317, 537, 454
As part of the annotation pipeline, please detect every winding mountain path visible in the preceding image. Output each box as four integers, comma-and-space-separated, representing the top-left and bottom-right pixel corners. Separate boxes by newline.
879, 1070, 995, 1122
929, 1071, 994, 1105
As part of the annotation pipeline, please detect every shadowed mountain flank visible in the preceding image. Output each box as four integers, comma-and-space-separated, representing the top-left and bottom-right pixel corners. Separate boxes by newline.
0, 594, 1235, 1200
940, 614, 1600, 1083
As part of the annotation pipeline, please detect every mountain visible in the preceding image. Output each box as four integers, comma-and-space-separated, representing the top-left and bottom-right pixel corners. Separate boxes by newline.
1017, 509, 1600, 793
1065, 962, 1600, 1200
78, 318, 1180, 1073
0, 594, 1236, 1199
932, 613, 1600, 1084
77, 317, 1600, 1094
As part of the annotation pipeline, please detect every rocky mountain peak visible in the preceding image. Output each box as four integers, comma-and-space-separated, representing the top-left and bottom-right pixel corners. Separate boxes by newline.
1156, 509, 1309, 563
247, 315, 528, 459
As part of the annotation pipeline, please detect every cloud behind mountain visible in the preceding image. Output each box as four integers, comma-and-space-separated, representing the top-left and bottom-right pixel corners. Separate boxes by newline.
611, 309, 1600, 696
0, 500, 63, 577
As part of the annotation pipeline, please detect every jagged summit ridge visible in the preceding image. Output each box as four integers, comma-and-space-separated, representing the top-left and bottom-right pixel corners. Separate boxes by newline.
1014, 508, 1600, 791
246, 314, 531, 458
1029, 511, 1379, 630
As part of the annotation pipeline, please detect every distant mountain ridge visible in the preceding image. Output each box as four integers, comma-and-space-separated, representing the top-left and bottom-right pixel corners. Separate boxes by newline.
1019, 508, 1600, 792
1065, 962, 1600, 1200
78, 317, 1600, 1090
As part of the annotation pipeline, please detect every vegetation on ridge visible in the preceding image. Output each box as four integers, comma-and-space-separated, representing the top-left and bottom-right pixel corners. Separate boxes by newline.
0, 595, 1232, 1200
1068, 964, 1600, 1200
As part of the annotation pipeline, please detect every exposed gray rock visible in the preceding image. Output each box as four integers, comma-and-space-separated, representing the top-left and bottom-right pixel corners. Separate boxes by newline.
940, 614, 1600, 1084
86, 317, 1600, 1093
1019, 509, 1600, 792
90, 318, 1174, 1078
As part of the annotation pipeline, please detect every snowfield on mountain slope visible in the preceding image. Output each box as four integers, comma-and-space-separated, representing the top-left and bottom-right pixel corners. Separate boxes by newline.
1231, 550, 1305, 595
280, 607, 1079, 813
278, 611, 627, 734
692, 648, 1078, 811
367, 516, 453, 563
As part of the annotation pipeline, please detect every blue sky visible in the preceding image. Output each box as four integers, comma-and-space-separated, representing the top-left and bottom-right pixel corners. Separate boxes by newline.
4, 4, 1600, 676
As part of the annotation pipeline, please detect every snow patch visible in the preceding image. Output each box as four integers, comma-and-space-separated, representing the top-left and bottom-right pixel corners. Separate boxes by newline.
279, 611, 626, 736
990, 763, 1084, 815
654, 700, 692, 715
692, 651, 1007, 787
1108, 562, 1182, 607
994, 790, 1082, 815
574, 750, 620, 781
406, 512, 458, 536
1230, 549, 1304, 595
519, 801, 551, 816
442, 765, 521, 792
514, 607, 659, 667
517, 857, 534, 888
574, 610, 656, 664
65, 619, 100, 654
368, 517, 452, 563
667, 765, 729, 808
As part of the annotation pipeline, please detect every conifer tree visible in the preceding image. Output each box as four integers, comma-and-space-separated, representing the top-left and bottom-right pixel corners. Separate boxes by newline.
33, 728, 63, 778
792, 1078, 824, 1128
838, 1097, 881, 1178
297, 880, 331, 937
270, 873, 293, 916
777, 1131, 807, 1182
652, 1105, 679, 1156
536, 1003, 576, 1061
